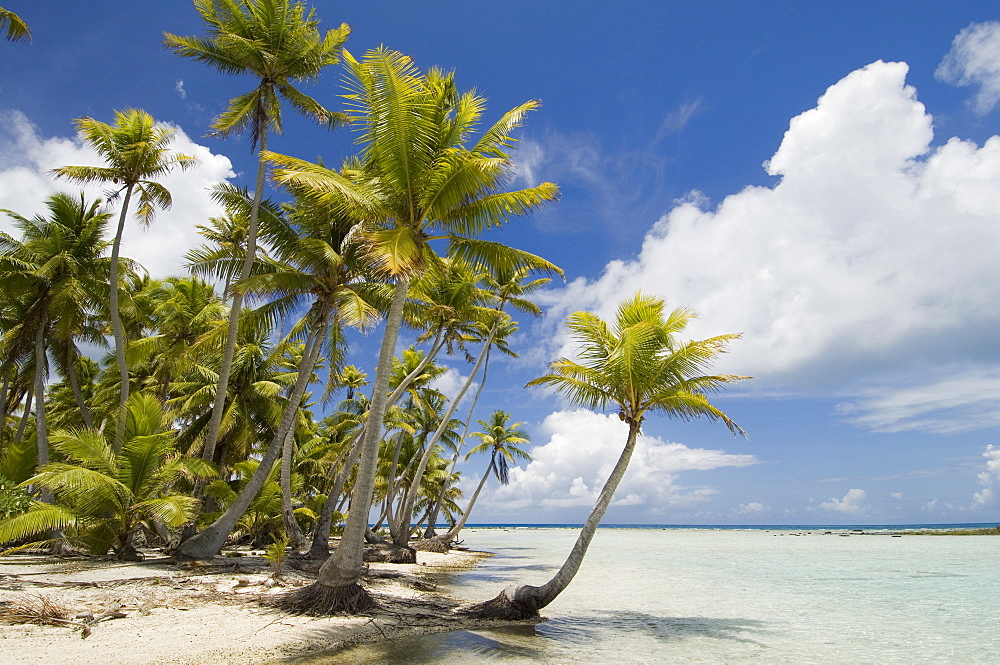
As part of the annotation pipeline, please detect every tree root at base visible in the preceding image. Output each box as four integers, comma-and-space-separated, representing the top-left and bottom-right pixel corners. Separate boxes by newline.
411, 537, 450, 553
455, 587, 540, 620
271, 581, 377, 615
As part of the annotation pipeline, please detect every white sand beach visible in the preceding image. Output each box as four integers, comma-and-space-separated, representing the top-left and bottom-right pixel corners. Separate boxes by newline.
0, 547, 496, 665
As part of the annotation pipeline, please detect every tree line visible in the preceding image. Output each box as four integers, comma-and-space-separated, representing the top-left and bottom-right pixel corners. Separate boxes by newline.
0, 0, 747, 618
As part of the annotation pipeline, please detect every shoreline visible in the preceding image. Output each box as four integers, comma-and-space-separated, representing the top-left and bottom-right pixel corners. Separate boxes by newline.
0, 546, 511, 665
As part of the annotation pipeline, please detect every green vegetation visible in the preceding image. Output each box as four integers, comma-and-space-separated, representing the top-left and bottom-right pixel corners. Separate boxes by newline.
0, 0, 751, 624
902, 526, 1000, 536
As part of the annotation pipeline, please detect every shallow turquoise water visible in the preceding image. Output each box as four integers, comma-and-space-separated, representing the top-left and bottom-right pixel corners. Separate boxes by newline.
294, 527, 1000, 664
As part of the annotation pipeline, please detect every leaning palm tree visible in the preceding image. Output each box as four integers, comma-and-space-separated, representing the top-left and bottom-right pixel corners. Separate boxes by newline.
422, 264, 550, 539
51, 109, 196, 449
164, 0, 349, 474
462, 292, 749, 619
425, 410, 530, 549
269, 47, 559, 614
0, 6, 29, 42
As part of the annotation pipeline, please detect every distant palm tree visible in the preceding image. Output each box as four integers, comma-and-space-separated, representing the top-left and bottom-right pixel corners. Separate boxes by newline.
336, 365, 368, 401
434, 410, 530, 546
165, 0, 349, 472
463, 293, 749, 619
51, 109, 196, 449
0, 6, 30, 42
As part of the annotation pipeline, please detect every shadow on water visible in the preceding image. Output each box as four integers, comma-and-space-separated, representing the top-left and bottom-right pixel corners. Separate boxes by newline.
291, 613, 769, 664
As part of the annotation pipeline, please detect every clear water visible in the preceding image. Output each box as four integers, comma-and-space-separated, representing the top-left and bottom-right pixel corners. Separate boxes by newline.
297, 527, 1000, 664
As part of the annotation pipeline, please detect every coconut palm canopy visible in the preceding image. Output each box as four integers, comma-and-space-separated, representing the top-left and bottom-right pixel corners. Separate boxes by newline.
3, 1, 1000, 535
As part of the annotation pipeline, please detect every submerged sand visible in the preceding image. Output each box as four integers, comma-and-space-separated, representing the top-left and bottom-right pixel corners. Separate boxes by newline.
0, 546, 501, 665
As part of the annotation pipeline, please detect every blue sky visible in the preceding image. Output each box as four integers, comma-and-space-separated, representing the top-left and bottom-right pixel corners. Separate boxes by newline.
2, 2, 1000, 526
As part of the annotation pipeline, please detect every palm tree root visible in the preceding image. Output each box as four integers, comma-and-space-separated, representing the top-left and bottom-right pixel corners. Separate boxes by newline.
455, 585, 541, 620
412, 537, 450, 553
272, 580, 377, 615
363, 543, 416, 564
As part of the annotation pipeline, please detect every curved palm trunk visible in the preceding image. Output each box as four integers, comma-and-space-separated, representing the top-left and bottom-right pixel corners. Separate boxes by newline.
176, 305, 326, 559
13, 388, 32, 446
424, 345, 492, 537
279, 429, 309, 551
392, 325, 498, 547
64, 348, 94, 429
440, 456, 495, 542
109, 185, 134, 452
285, 279, 408, 612
463, 421, 641, 618
200, 128, 268, 470
32, 322, 49, 475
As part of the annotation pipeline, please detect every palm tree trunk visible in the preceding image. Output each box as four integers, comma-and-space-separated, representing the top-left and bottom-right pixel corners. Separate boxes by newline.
200, 128, 268, 470
279, 320, 327, 553
64, 349, 94, 429
308, 436, 363, 559
424, 344, 492, 537
33, 322, 49, 472
440, 457, 494, 542
13, 388, 32, 447
176, 300, 327, 559
463, 421, 642, 618
393, 324, 497, 547
304, 323, 438, 561
0, 373, 10, 439
109, 185, 134, 452
284, 278, 409, 612
279, 428, 309, 551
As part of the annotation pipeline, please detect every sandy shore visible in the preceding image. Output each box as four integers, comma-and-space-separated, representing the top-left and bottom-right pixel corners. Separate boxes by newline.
0, 546, 501, 665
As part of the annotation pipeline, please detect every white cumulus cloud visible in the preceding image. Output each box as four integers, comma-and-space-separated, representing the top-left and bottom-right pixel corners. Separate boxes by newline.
820, 488, 867, 514
734, 501, 765, 515
936, 21, 1000, 114
971, 445, 1000, 507
540, 60, 1000, 433
477, 409, 757, 519
0, 110, 236, 279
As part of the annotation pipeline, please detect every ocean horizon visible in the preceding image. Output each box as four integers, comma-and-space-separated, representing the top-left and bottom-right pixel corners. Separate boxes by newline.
458, 522, 999, 530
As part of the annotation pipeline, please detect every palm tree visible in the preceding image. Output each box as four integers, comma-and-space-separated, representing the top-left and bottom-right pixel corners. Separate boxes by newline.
428, 410, 529, 548
422, 264, 551, 539
0, 6, 29, 42
336, 365, 368, 400
164, 0, 349, 474
269, 47, 559, 614
0, 393, 215, 558
462, 293, 749, 619
128, 277, 227, 402
0, 193, 113, 486
51, 109, 196, 449
176, 191, 377, 558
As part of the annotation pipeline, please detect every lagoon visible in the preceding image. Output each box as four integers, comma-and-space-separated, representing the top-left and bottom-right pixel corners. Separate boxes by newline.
300, 525, 1000, 664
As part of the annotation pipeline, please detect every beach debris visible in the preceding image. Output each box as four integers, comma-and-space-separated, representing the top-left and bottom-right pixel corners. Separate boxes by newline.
0, 593, 128, 638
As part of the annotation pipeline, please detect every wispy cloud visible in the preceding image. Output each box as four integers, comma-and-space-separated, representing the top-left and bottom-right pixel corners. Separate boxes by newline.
655, 97, 704, 141
936, 21, 1000, 114
836, 367, 1000, 434
175, 79, 187, 100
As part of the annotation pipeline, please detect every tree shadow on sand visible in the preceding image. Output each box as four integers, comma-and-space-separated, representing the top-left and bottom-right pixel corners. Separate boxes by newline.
292, 612, 770, 664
